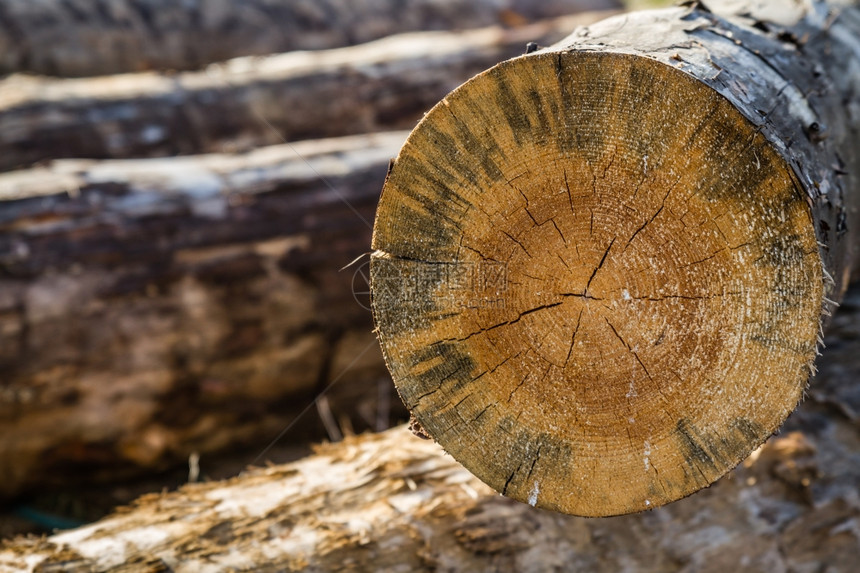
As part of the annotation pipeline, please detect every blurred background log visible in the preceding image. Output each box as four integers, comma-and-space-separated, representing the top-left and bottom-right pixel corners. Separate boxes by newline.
0, 131, 406, 501
2, 283, 859, 573
0, 0, 618, 77
0, 12, 612, 173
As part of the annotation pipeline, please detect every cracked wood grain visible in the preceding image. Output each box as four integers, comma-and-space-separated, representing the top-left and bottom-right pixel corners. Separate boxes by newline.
371, 0, 860, 516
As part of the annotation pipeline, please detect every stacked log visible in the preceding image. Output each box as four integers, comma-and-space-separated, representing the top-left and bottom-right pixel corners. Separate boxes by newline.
0, 0, 616, 77
0, 132, 403, 499
0, 12, 612, 172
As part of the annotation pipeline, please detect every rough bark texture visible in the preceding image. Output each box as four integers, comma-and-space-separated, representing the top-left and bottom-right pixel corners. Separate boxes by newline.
370, 0, 860, 516
0, 12, 614, 173
2, 286, 859, 571
0, 0, 618, 77
0, 131, 410, 500
557, 0, 860, 306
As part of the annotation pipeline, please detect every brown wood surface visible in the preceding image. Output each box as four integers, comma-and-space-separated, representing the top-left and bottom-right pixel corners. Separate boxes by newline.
0, 132, 409, 500
0, 6, 615, 512
0, 11, 615, 173
370, 0, 860, 516
2, 288, 859, 571
0, 0, 619, 77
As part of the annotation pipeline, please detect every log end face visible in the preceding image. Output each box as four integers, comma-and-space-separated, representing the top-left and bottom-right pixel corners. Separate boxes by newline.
371, 52, 823, 516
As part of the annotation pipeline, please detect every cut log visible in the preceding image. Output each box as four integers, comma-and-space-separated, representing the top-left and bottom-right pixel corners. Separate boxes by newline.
0, 131, 409, 499
370, 0, 860, 516
1, 306, 859, 573
0, 0, 619, 77
0, 11, 616, 173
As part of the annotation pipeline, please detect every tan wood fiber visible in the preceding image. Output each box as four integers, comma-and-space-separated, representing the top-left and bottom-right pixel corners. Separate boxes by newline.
371, 52, 823, 516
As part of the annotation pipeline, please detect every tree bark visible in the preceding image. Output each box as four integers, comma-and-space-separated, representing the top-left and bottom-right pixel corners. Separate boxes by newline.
0, 0, 619, 78
0, 11, 616, 173
1, 302, 859, 573
0, 131, 409, 499
370, 0, 860, 516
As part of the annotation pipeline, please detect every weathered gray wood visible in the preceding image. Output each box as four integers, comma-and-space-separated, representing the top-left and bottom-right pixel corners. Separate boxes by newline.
1, 287, 859, 573
0, 11, 614, 173
0, 132, 408, 499
0, 0, 618, 77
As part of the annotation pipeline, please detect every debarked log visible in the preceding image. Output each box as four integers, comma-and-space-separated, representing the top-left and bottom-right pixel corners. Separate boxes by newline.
1, 348, 859, 573
0, 11, 616, 173
0, 0, 619, 77
370, 0, 860, 516
0, 131, 408, 499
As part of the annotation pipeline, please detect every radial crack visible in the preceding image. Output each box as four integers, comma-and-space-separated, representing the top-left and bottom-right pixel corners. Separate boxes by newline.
550, 218, 567, 244
563, 168, 575, 214
604, 318, 653, 381
508, 373, 530, 402
526, 445, 542, 480
586, 238, 616, 293
502, 460, 526, 496
680, 248, 727, 268
471, 350, 524, 383
502, 230, 532, 257
442, 302, 563, 344
564, 310, 583, 368
600, 145, 618, 179
624, 186, 672, 252
471, 403, 495, 423
512, 184, 539, 225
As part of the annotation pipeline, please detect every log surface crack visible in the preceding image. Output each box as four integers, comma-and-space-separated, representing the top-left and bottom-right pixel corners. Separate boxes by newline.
441, 303, 564, 344
585, 237, 616, 294
624, 183, 675, 252
604, 318, 653, 381
564, 310, 584, 368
